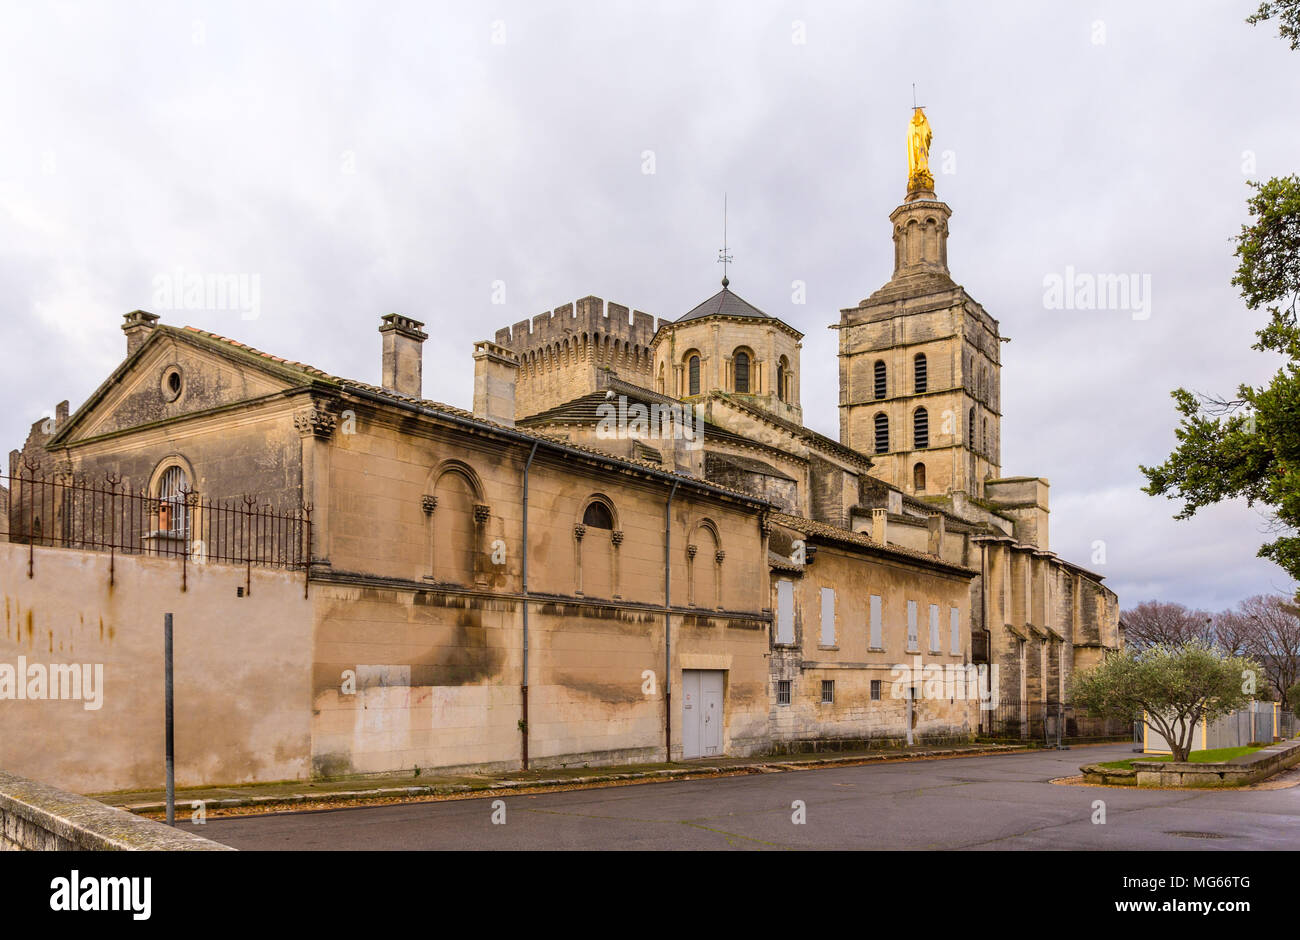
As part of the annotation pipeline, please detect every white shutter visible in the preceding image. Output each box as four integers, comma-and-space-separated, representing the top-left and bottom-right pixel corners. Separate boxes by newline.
776, 579, 795, 644
869, 594, 883, 649
950, 606, 961, 655
820, 587, 836, 646
907, 601, 918, 651
929, 604, 940, 652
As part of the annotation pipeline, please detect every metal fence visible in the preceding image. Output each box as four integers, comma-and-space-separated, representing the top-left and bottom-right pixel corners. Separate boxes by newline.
3, 467, 310, 587
980, 700, 1135, 745
1139, 702, 1299, 754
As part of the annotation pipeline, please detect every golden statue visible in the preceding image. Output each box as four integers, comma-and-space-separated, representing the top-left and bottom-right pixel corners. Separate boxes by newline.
907, 107, 934, 194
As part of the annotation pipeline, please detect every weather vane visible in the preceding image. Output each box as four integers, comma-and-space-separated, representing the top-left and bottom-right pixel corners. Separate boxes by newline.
717, 193, 733, 288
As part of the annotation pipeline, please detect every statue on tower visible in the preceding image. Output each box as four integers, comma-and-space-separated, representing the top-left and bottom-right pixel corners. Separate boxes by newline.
906, 107, 934, 195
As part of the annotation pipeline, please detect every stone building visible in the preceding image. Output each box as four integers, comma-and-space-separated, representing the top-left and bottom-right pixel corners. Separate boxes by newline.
0, 113, 1120, 792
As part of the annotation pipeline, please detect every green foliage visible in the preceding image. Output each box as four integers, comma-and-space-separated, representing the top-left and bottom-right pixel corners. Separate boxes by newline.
1248, 0, 1300, 50
1071, 641, 1263, 762
1141, 175, 1300, 580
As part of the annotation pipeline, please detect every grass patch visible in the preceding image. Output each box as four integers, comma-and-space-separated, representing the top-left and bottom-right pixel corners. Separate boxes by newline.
1097, 745, 1265, 770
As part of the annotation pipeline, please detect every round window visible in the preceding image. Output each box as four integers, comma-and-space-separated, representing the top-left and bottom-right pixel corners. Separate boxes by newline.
161, 366, 184, 402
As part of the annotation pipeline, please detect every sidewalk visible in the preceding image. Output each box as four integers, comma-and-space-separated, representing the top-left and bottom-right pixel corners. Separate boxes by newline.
94, 741, 1047, 816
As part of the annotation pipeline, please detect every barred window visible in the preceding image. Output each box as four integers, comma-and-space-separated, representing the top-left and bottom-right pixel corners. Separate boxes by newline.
874, 413, 889, 454
914, 407, 929, 449
874, 360, 887, 399
156, 465, 190, 536
734, 350, 750, 393
870, 679, 881, 701
914, 353, 927, 394
821, 680, 835, 704
777, 679, 791, 706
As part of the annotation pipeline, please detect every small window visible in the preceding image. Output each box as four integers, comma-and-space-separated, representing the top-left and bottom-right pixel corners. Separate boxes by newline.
913, 407, 929, 449
687, 355, 701, 396
821, 680, 835, 704
870, 679, 881, 701
582, 501, 614, 529
873, 360, 887, 400
914, 353, 927, 394
161, 366, 184, 402
777, 679, 792, 706
913, 462, 926, 492
874, 413, 889, 454
734, 350, 750, 393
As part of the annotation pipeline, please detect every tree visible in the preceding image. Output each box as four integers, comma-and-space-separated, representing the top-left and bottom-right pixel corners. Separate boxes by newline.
1288, 680, 1300, 718
1238, 593, 1300, 701
1071, 641, 1262, 762
1121, 600, 1214, 650
1249, 1, 1300, 50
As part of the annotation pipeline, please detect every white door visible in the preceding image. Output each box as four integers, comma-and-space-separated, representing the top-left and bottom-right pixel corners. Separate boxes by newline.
681, 670, 702, 759
701, 671, 723, 756
682, 670, 724, 759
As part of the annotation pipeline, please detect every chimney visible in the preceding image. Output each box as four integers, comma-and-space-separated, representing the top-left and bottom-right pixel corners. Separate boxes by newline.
871, 508, 888, 545
472, 340, 519, 427
379, 313, 427, 398
122, 310, 160, 357
927, 513, 945, 556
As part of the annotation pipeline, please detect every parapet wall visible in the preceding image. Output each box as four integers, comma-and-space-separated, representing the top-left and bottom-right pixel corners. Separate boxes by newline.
0, 768, 231, 850
494, 296, 666, 352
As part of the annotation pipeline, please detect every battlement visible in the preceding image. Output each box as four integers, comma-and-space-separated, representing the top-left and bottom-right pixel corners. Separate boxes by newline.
494, 296, 666, 352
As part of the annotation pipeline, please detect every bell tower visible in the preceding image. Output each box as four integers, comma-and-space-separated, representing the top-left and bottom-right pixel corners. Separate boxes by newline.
838, 107, 1002, 498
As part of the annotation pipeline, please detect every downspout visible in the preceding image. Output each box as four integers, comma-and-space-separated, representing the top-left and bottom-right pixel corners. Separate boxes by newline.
520, 441, 539, 770
664, 479, 679, 762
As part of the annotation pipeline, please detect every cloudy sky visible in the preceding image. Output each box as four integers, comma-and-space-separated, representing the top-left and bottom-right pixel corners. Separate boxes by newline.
1, 1, 1297, 612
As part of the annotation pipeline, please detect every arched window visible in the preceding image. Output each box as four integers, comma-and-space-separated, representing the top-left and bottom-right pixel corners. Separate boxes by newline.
914, 353, 927, 394
776, 358, 788, 402
734, 350, 751, 393
657, 362, 665, 394
873, 413, 889, 454
687, 354, 701, 396
913, 407, 929, 449
983, 418, 989, 455
431, 466, 480, 584
583, 500, 614, 529
156, 465, 190, 537
874, 360, 887, 400
968, 407, 976, 449
913, 462, 926, 491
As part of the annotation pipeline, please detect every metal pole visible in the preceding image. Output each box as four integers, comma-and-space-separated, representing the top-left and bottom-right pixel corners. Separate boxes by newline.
164, 612, 175, 826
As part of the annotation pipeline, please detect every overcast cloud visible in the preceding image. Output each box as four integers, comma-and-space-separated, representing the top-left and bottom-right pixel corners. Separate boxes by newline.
1, 0, 1297, 611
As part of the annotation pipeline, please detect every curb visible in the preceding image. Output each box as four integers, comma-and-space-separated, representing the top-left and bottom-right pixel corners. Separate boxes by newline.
119, 744, 1033, 815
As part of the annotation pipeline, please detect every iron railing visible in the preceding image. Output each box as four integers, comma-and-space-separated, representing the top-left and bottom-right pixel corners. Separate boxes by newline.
980, 700, 1135, 745
3, 466, 310, 589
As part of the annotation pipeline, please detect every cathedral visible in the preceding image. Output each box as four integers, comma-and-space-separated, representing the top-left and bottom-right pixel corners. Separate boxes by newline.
1, 110, 1121, 792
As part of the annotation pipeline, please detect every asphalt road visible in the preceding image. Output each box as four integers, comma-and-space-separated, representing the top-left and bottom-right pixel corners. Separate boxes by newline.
189, 745, 1300, 850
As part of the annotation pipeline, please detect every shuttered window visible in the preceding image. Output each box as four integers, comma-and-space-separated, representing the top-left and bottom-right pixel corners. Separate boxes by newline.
874, 360, 887, 399
929, 603, 940, 652
906, 601, 918, 652
874, 413, 889, 454
820, 587, 836, 646
776, 579, 795, 644
869, 594, 883, 649
950, 606, 961, 655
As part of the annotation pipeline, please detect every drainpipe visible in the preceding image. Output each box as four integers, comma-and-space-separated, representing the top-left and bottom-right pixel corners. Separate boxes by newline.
520, 441, 539, 770
664, 479, 679, 762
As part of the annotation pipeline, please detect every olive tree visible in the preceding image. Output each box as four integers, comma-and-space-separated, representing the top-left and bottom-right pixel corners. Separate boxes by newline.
1071, 641, 1262, 762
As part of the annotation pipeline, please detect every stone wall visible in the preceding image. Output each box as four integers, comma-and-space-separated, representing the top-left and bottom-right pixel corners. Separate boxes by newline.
0, 768, 230, 850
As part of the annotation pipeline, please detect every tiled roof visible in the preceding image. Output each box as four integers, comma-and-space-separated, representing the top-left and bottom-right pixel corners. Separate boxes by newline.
172, 326, 766, 505
677, 286, 772, 323
769, 512, 977, 576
